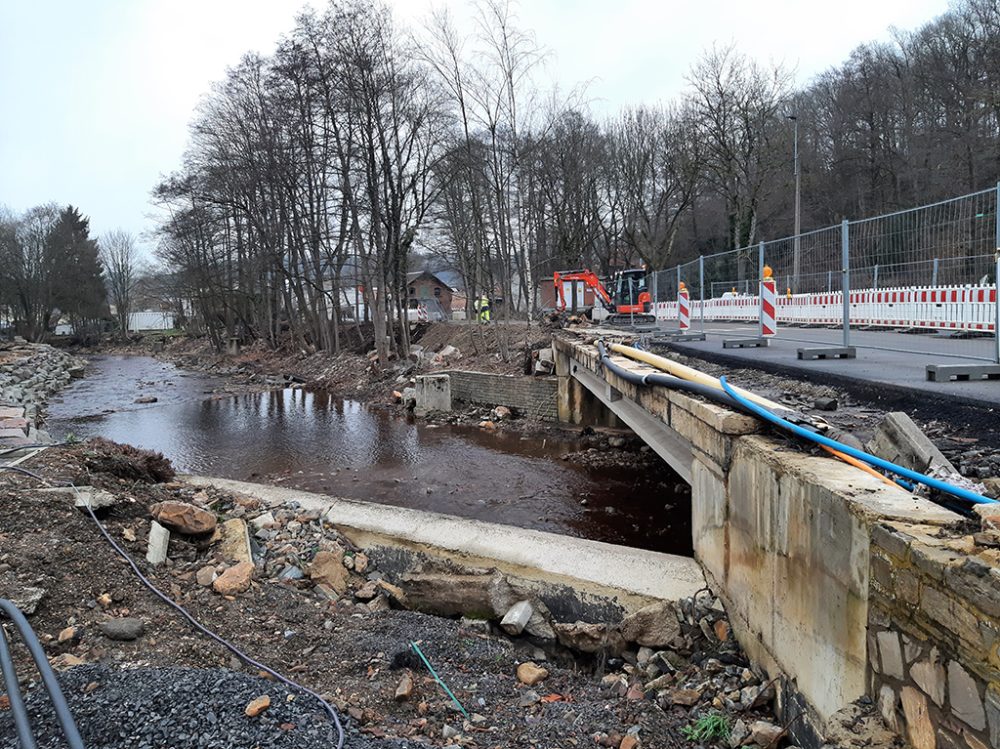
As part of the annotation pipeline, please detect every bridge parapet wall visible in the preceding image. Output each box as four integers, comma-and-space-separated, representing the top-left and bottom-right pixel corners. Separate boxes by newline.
554, 332, 975, 747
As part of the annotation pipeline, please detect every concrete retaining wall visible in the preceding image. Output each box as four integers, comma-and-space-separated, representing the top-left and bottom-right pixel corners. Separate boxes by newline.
445, 369, 558, 421
553, 333, 968, 746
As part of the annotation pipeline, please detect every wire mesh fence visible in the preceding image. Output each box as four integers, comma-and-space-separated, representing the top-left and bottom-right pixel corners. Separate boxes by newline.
651, 185, 1000, 362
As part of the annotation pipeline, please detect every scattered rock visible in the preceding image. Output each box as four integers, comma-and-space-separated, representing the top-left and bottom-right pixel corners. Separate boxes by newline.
218, 518, 252, 565
212, 562, 254, 596
250, 512, 274, 530
244, 694, 271, 717
500, 600, 533, 636
58, 626, 78, 644
395, 671, 414, 701
50, 653, 85, 670
99, 618, 145, 641
625, 682, 645, 701
308, 550, 349, 595
618, 601, 681, 648
134, 396, 158, 404
516, 661, 549, 686
748, 720, 784, 747
149, 501, 217, 535
713, 619, 731, 642
196, 565, 217, 587
146, 520, 170, 566
353, 553, 368, 574
813, 396, 838, 411
668, 687, 702, 706
354, 581, 378, 601
554, 621, 626, 654
9, 586, 45, 615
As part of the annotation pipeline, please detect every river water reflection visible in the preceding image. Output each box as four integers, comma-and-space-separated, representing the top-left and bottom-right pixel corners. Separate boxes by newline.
46, 355, 690, 554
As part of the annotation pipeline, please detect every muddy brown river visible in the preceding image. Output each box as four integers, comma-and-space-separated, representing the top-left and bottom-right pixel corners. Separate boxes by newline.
45, 355, 690, 554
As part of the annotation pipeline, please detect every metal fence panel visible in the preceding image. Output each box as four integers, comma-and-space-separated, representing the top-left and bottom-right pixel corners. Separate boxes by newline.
653, 185, 1000, 363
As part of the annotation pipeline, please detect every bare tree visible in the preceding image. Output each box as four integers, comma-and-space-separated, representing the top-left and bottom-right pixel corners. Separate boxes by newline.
101, 229, 139, 336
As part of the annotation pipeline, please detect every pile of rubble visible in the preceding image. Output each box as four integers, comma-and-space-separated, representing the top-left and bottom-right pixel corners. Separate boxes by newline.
123, 484, 791, 740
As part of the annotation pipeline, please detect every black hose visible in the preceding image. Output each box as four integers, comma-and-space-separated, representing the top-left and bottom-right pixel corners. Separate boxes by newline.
0, 600, 84, 749
0, 622, 37, 749
597, 341, 758, 415
0, 465, 347, 749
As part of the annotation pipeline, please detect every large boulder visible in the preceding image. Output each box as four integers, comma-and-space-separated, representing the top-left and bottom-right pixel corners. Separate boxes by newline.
149, 501, 217, 535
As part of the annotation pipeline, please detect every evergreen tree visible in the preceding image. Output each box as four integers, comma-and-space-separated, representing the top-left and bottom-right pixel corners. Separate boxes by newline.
45, 206, 108, 327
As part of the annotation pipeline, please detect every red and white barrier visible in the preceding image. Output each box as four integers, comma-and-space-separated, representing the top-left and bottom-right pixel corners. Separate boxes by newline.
653, 283, 999, 333
417, 303, 428, 322
678, 284, 690, 330
760, 275, 777, 336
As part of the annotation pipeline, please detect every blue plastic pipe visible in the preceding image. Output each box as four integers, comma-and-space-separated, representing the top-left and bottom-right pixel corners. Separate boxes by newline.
718, 376, 997, 505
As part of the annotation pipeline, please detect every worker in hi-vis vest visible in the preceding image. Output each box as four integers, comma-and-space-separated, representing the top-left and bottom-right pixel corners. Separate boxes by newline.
475, 294, 491, 324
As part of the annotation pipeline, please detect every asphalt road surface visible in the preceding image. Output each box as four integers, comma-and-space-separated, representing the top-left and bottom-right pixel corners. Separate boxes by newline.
653, 321, 1000, 406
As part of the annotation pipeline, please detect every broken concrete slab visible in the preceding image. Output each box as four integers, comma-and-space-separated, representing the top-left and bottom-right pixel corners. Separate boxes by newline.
414, 374, 451, 416
867, 412, 956, 475
146, 520, 170, 566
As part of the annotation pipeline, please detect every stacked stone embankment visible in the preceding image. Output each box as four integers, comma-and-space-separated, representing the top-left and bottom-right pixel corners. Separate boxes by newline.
0, 340, 85, 449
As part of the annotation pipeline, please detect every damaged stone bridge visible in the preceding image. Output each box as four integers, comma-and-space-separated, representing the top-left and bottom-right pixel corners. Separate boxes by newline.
553, 332, 1000, 749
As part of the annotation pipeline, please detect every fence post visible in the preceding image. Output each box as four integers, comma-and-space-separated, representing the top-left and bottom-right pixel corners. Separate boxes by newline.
699, 254, 706, 331
994, 182, 1000, 363
758, 241, 765, 338
842, 219, 850, 348
873, 264, 879, 291
932, 258, 939, 287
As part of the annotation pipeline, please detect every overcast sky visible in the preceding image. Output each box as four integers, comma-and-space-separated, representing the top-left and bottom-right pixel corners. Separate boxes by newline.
0, 0, 951, 251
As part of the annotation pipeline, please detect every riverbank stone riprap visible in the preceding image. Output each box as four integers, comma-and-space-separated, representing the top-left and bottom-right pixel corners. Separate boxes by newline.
0, 340, 85, 452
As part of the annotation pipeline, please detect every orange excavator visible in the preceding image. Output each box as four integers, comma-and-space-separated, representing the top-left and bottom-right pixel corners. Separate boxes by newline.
553, 267, 655, 325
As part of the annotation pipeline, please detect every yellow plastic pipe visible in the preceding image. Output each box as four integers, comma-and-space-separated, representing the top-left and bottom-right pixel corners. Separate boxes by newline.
607, 342, 785, 412
606, 343, 897, 488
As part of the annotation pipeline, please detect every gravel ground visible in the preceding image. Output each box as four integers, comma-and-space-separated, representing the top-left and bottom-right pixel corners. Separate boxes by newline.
0, 665, 373, 749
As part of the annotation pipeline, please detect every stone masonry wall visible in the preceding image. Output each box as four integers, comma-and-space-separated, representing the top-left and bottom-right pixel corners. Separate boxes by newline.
445, 370, 558, 421
869, 521, 1000, 749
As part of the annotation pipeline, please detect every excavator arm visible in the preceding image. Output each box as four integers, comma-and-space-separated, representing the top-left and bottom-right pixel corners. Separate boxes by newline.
553, 269, 615, 312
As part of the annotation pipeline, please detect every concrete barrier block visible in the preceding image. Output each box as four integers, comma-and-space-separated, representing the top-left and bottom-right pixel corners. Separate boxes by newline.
414, 374, 451, 416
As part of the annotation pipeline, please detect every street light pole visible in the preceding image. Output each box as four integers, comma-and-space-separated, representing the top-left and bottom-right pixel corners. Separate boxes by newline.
788, 114, 801, 291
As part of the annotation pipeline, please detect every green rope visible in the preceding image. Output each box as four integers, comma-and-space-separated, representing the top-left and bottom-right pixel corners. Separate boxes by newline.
409, 640, 470, 719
